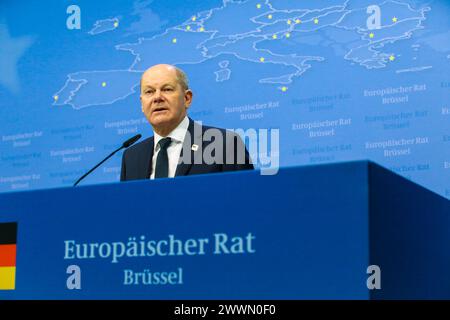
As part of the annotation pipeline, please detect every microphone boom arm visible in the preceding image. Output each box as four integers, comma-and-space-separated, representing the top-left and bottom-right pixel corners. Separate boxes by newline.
73, 134, 141, 187
73, 146, 123, 187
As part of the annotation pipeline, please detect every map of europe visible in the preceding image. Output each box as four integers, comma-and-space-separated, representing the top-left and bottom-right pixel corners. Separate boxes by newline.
53, 0, 432, 110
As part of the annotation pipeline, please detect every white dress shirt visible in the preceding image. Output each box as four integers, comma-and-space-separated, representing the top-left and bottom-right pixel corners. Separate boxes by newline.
150, 116, 189, 179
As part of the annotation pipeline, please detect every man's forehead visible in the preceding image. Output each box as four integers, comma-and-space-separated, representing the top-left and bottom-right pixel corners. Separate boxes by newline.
144, 65, 177, 77
141, 79, 177, 87
141, 66, 179, 85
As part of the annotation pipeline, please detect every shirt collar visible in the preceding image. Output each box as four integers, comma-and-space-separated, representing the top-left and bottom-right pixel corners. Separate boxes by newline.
153, 115, 189, 151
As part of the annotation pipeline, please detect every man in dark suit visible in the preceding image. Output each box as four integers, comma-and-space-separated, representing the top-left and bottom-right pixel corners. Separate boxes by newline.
121, 64, 253, 181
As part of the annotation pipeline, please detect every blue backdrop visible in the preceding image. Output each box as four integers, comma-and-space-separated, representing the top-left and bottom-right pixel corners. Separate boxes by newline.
0, 0, 449, 198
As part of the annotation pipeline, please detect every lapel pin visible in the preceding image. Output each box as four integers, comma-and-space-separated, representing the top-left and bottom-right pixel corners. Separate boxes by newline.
191, 144, 199, 151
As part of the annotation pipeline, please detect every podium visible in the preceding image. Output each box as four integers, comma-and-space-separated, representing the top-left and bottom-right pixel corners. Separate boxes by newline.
0, 161, 449, 299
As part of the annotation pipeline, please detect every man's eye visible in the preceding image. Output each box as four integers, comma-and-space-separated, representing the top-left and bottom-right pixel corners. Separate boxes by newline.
145, 90, 154, 94
163, 88, 173, 92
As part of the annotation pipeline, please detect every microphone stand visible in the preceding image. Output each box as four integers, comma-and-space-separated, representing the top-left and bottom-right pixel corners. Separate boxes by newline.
73, 134, 141, 187
73, 145, 124, 187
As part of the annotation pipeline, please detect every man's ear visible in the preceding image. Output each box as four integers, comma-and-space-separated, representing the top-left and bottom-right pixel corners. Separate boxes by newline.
185, 90, 193, 109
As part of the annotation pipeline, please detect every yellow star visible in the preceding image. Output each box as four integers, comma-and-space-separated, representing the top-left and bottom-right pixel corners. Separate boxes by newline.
314, 18, 319, 24
192, 16, 197, 22
295, 19, 301, 24
281, 86, 288, 92
369, 33, 374, 39
199, 27, 205, 32
259, 57, 265, 62
389, 55, 395, 61
102, 82, 106, 87
272, 34, 277, 39
53, 95, 59, 101
172, 38, 177, 44
287, 20, 292, 25
392, 17, 398, 23
268, 14, 273, 20
256, 3, 261, 9
186, 25, 191, 31
114, 21, 119, 28
285, 33, 291, 38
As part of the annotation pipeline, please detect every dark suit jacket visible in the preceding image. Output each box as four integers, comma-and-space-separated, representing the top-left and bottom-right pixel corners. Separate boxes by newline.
120, 118, 254, 181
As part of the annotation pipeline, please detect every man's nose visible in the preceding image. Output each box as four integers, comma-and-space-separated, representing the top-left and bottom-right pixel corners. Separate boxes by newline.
152, 89, 164, 103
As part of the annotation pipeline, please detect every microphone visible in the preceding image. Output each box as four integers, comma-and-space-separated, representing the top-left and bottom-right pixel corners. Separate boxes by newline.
73, 134, 142, 187
122, 134, 141, 148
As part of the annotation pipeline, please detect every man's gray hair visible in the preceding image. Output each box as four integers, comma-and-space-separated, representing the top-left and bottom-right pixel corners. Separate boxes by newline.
174, 66, 189, 90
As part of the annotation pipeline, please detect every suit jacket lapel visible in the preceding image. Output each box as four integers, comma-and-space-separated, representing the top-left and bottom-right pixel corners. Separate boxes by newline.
175, 118, 201, 177
143, 137, 154, 179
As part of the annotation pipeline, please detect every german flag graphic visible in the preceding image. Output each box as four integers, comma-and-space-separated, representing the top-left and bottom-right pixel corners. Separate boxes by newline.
0, 222, 17, 290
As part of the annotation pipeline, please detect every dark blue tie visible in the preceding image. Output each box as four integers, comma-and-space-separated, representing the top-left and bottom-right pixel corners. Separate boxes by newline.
155, 137, 172, 178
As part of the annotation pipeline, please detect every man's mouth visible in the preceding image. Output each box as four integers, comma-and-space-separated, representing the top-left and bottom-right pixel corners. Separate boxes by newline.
152, 107, 168, 113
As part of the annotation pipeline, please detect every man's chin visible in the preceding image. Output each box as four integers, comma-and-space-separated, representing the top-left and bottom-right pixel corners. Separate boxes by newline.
150, 117, 176, 134
150, 114, 171, 125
